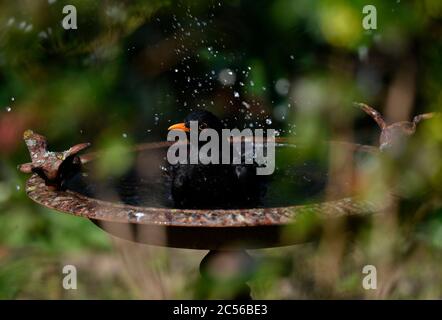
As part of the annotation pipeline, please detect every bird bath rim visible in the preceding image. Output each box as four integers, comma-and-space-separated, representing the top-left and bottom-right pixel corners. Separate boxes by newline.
23, 138, 386, 229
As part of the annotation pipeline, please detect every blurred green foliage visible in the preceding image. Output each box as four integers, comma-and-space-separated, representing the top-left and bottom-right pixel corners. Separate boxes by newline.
0, 0, 441, 299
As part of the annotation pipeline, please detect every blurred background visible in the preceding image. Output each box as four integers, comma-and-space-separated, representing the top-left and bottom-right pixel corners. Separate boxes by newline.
0, 0, 441, 299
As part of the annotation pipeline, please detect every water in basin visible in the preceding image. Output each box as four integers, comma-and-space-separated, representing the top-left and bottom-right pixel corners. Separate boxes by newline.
64, 142, 364, 209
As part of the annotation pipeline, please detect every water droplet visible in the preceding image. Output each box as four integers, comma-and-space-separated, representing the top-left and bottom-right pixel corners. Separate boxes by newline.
234, 91, 240, 98
265, 118, 272, 125
6, 18, 15, 27
134, 212, 145, 222
290, 55, 295, 60
6, 106, 11, 112
358, 46, 368, 61
218, 68, 236, 86
122, 133, 128, 138
11, 97, 15, 102
38, 31, 48, 39
16, 185, 21, 191
24, 24, 33, 32
275, 78, 290, 96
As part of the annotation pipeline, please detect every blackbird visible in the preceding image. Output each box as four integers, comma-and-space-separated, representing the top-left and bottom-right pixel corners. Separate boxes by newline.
166, 110, 267, 209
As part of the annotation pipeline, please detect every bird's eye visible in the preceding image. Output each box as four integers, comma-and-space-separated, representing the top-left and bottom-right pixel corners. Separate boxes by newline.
199, 122, 208, 130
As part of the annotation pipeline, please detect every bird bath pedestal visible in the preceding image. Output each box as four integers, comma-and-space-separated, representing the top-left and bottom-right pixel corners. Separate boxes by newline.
20, 133, 385, 299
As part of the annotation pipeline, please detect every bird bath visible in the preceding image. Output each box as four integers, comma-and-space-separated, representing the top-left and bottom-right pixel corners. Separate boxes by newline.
20, 133, 386, 299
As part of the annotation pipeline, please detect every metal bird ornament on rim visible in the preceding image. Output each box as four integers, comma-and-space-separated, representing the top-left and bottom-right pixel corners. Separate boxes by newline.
18, 130, 91, 190
355, 102, 436, 152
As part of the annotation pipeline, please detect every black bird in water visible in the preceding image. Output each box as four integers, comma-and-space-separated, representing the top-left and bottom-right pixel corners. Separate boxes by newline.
166, 110, 266, 209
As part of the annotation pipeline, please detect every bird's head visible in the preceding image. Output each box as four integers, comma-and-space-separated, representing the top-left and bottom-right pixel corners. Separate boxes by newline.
168, 110, 223, 133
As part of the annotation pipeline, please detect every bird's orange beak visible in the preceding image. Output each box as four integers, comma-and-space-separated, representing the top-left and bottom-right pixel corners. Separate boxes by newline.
168, 123, 190, 132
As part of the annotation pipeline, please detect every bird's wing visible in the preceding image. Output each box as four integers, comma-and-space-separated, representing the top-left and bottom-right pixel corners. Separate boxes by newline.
354, 102, 386, 129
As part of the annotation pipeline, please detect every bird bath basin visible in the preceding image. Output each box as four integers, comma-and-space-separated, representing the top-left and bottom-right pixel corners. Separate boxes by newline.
20, 133, 386, 299
23, 138, 383, 248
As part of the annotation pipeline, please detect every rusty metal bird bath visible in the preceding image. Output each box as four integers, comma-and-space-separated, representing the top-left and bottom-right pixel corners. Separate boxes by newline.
20, 132, 386, 299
